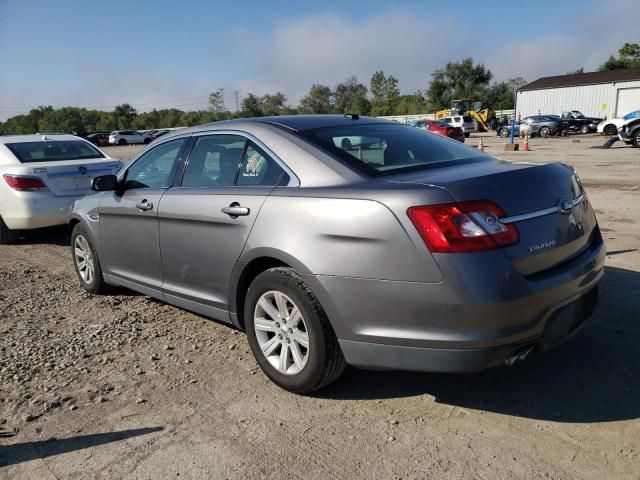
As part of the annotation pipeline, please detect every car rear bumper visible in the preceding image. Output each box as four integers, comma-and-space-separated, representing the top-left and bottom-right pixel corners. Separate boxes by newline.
338, 285, 598, 372
1, 192, 79, 229
304, 227, 605, 372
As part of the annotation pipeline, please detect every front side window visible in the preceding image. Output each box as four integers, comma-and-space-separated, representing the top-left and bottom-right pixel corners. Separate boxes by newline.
124, 138, 186, 189
5, 140, 105, 163
181, 135, 246, 187
236, 142, 287, 186
300, 122, 485, 176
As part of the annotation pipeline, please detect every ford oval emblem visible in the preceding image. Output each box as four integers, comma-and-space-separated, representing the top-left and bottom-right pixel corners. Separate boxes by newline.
558, 199, 573, 214
78, 166, 87, 175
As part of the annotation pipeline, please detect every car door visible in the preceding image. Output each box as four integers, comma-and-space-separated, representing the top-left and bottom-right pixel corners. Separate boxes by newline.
157, 133, 291, 319
99, 136, 188, 293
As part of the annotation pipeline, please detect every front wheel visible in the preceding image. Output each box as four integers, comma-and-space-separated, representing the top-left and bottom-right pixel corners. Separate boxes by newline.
539, 126, 550, 137
245, 267, 346, 394
499, 128, 509, 138
633, 131, 640, 148
118, 138, 127, 145
71, 224, 108, 294
464, 132, 470, 138
603, 124, 617, 136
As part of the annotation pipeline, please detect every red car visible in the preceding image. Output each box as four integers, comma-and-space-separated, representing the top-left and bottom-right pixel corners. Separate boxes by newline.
416, 120, 465, 142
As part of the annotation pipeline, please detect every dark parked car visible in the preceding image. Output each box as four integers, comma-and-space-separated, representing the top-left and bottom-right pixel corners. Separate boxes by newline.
560, 111, 603, 134
70, 115, 603, 393
86, 133, 110, 147
416, 119, 465, 142
496, 116, 565, 138
619, 117, 640, 147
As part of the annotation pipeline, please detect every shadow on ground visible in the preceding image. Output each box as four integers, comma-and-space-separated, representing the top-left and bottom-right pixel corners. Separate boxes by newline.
321, 266, 640, 423
11, 226, 69, 246
0, 427, 163, 467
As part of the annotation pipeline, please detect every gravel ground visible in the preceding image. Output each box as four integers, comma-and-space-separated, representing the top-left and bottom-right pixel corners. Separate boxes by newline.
1, 133, 639, 479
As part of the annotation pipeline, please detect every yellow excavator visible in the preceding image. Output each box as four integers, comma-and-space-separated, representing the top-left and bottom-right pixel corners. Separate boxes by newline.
435, 99, 496, 132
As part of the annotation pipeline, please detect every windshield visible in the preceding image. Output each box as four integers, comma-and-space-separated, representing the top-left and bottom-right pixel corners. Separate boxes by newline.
5, 140, 105, 163
299, 122, 486, 176
623, 110, 640, 120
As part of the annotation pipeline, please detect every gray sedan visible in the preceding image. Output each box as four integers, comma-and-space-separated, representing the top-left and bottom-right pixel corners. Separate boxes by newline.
497, 115, 566, 138
70, 115, 604, 393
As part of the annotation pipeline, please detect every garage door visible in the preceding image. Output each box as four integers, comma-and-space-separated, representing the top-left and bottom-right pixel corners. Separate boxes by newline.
616, 87, 640, 117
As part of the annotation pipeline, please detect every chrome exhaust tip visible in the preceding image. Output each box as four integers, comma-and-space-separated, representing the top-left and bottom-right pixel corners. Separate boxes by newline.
504, 345, 535, 366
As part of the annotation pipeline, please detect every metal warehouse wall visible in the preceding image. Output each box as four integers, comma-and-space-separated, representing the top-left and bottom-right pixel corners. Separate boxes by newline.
516, 81, 640, 119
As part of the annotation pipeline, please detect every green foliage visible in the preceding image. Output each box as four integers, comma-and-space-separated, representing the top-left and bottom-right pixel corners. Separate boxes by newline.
369, 71, 399, 116
334, 76, 369, 114
393, 93, 428, 115
208, 89, 226, 116
600, 43, 640, 71
299, 84, 334, 114
486, 77, 527, 110
426, 58, 493, 111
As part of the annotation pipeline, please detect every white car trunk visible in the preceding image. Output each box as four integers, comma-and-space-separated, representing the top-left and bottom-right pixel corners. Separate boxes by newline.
26, 158, 122, 196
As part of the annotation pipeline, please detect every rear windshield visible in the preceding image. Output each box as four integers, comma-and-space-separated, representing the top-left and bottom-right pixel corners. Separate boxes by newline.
5, 140, 105, 163
463, 116, 473, 122
299, 123, 485, 176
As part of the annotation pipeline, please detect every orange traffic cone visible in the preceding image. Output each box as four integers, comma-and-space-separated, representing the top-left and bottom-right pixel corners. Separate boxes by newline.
522, 132, 530, 151
477, 137, 484, 152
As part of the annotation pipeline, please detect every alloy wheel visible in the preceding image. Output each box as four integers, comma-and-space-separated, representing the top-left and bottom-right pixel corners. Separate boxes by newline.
74, 234, 95, 284
254, 290, 309, 375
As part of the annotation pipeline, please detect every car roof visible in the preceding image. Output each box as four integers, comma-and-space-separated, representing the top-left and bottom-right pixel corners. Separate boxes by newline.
0, 134, 83, 144
200, 115, 391, 133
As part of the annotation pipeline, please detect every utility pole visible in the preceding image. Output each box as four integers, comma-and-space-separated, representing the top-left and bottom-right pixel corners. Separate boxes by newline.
233, 90, 241, 112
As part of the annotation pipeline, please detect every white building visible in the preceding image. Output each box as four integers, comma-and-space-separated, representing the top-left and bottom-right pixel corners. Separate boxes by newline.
516, 69, 640, 119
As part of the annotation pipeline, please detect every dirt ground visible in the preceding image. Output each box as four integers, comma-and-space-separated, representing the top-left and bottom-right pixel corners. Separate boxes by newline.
1, 133, 639, 479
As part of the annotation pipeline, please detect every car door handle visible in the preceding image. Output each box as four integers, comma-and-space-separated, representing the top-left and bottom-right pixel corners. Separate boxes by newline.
136, 200, 153, 211
221, 204, 250, 217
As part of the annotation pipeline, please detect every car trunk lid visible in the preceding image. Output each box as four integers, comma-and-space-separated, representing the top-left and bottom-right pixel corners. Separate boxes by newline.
387, 159, 597, 276
27, 159, 122, 196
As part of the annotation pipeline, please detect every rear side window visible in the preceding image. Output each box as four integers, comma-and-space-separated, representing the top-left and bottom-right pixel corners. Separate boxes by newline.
5, 140, 105, 162
300, 123, 485, 176
236, 142, 288, 186
181, 135, 246, 187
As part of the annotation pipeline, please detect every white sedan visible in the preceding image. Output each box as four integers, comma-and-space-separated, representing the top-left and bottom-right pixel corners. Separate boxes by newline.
0, 134, 122, 243
597, 110, 640, 135
108, 130, 151, 145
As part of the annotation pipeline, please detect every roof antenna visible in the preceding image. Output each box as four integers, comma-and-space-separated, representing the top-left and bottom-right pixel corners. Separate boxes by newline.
344, 114, 360, 120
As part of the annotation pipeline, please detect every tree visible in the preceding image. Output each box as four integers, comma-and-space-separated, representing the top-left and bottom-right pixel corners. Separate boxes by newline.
486, 77, 528, 110
426, 58, 493, 111
567, 67, 584, 75
393, 93, 427, 115
600, 43, 640, 71
113, 103, 137, 129
241, 93, 264, 117
369, 71, 399, 116
208, 89, 226, 115
299, 84, 334, 114
334, 76, 369, 114
261, 92, 287, 116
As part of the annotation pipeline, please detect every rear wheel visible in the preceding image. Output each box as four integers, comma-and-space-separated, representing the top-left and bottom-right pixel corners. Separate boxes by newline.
633, 130, 640, 148
0, 216, 19, 245
71, 224, 108, 294
245, 267, 346, 394
143, 137, 151, 144
603, 124, 617, 136
580, 125, 590, 134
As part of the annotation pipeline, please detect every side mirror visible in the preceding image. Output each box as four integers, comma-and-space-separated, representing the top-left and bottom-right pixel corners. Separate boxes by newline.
91, 174, 119, 192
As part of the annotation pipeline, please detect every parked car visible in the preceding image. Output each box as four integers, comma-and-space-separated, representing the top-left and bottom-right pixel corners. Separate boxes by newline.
86, 132, 110, 147
597, 110, 640, 136
560, 111, 603, 134
109, 130, 151, 145
0, 134, 122, 243
438, 115, 476, 137
496, 115, 566, 138
415, 119, 465, 142
70, 115, 603, 393
618, 117, 640, 147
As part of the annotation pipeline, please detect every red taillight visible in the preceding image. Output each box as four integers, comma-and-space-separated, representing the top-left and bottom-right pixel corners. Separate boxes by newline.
3, 175, 48, 191
407, 201, 519, 253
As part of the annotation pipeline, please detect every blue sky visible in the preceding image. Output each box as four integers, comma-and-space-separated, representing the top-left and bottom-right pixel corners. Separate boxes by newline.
1, 0, 638, 120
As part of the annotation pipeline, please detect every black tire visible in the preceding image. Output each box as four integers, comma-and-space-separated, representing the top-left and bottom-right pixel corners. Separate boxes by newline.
464, 132, 470, 138
118, 138, 126, 145
0, 216, 19, 245
244, 267, 346, 394
539, 126, 550, 137
580, 125, 589, 135
498, 127, 509, 138
633, 131, 640, 148
143, 137, 151, 144
71, 223, 108, 294
603, 124, 617, 136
